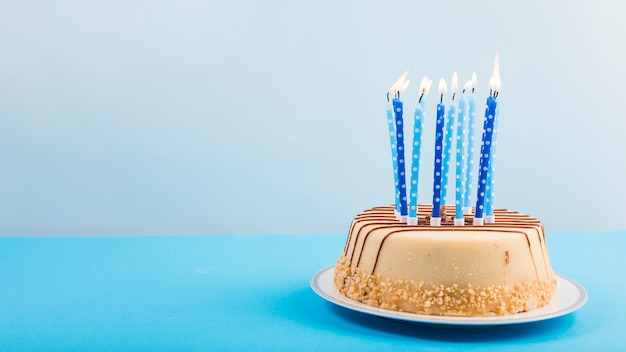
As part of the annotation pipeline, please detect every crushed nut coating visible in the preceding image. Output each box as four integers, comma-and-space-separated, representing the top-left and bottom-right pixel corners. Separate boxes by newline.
334, 255, 557, 317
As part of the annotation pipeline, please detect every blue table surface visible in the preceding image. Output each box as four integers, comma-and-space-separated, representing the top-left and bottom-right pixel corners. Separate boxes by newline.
0, 230, 623, 351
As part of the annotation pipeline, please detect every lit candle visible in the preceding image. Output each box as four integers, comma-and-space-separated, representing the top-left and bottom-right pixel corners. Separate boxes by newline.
484, 101, 500, 223
454, 78, 469, 226
391, 73, 411, 222
474, 54, 500, 225
387, 71, 409, 218
440, 72, 457, 217
407, 76, 432, 226
485, 60, 501, 224
431, 78, 447, 226
385, 104, 400, 216
463, 72, 478, 215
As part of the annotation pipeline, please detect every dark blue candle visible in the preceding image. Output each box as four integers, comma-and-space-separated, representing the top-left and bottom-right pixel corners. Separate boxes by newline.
431, 78, 447, 225
484, 105, 500, 223
393, 97, 408, 219
474, 96, 497, 223
475, 54, 501, 225
387, 72, 410, 221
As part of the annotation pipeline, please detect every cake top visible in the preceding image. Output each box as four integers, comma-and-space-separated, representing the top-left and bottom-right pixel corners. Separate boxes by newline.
355, 205, 541, 228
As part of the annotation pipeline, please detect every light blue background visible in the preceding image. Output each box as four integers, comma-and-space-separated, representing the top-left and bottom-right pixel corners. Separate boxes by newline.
1, 0, 624, 235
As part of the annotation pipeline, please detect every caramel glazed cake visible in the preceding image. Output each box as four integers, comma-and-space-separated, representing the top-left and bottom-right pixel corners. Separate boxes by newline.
334, 205, 557, 317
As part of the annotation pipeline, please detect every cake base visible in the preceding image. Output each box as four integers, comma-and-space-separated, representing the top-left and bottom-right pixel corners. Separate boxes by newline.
334, 205, 557, 317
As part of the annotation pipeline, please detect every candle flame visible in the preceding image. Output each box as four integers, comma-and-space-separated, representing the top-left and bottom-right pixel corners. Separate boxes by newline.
389, 70, 410, 97
490, 53, 500, 92
451, 72, 458, 93
438, 78, 447, 94
463, 72, 477, 92
419, 76, 432, 95
463, 80, 472, 92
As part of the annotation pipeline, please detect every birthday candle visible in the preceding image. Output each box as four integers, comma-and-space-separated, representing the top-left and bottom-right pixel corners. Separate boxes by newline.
387, 72, 409, 217
431, 78, 447, 226
390, 73, 411, 222
393, 98, 408, 221
474, 54, 500, 225
386, 104, 400, 216
485, 61, 501, 224
407, 76, 432, 226
454, 80, 468, 226
440, 72, 457, 214
484, 102, 500, 223
463, 72, 478, 215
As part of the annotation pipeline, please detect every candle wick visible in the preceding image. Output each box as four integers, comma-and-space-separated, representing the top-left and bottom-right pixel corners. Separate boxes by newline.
452, 92, 456, 101
396, 91, 400, 100
489, 88, 492, 97
462, 89, 466, 94
472, 87, 475, 94
419, 93, 424, 104
387, 92, 390, 102
440, 93, 443, 104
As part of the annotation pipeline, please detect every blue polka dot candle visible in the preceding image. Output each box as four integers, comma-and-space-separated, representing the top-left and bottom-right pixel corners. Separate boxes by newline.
454, 79, 468, 226
440, 72, 457, 215
463, 72, 478, 215
389, 72, 411, 222
386, 71, 409, 217
430, 78, 447, 226
407, 76, 432, 226
386, 104, 400, 216
485, 101, 500, 223
474, 54, 501, 225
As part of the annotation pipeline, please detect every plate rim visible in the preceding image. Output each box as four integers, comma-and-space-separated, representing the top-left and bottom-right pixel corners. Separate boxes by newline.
311, 265, 587, 326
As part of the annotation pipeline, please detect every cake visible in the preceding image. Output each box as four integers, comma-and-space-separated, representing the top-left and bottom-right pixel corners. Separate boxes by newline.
334, 204, 557, 317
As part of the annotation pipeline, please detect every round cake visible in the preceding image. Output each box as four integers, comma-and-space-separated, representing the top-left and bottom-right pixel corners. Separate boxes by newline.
334, 205, 557, 316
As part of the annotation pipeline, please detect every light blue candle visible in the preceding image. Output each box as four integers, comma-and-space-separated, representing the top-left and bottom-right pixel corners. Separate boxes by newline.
475, 55, 500, 225
454, 83, 468, 225
408, 103, 425, 225
463, 72, 478, 215
440, 72, 457, 213
386, 103, 400, 215
407, 76, 431, 226
431, 78, 447, 226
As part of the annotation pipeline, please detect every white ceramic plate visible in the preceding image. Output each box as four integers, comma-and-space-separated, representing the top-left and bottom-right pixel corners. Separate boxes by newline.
311, 266, 587, 326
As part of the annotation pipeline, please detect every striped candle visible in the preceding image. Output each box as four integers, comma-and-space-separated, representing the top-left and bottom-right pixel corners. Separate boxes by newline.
440, 72, 458, 213
462, 72, 478, 215
431, 78, 447, 226
474, 54, 500, 225
407, 76, 431, 226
